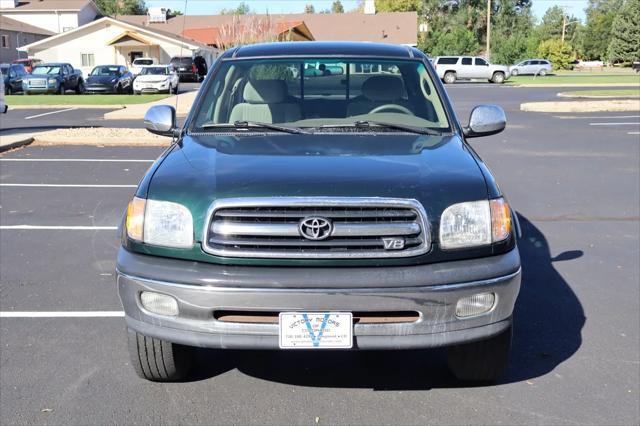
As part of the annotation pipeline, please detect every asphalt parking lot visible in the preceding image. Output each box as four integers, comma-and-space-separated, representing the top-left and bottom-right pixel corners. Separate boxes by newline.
0, 85, 639, 425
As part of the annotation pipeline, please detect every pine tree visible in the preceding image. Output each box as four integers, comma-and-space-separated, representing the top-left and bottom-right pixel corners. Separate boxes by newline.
608, 0, 640, 63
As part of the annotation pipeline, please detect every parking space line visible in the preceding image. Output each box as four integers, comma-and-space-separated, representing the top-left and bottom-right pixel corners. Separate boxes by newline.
24, 108, 77, 120
0, 158, 154, 163
0, 311, 124, 318
554, 115, 640, 119
589, 122, 640, 126
0, 184, 137, 188
628, 132, 640, 135
0, 225, 117, 230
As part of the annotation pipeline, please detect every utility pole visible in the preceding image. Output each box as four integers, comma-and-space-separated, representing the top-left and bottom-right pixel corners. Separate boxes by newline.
561, 13, 566, 44
486, 0, 491, 61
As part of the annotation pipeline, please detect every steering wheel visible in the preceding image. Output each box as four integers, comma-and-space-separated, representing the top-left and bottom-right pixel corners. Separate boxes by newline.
369, 104, 413, 115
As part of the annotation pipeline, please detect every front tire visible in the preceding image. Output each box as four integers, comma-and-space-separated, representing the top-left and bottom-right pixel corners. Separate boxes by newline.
5, 85, 12, 95
491, 72, 505, 84
511, 69, 518, 76
539, 69, 547, 76
58, 84, 65, 95
127, 329, 193, 382
76, 80, 85, 94
443, 71, 456, 84
173, 83, 179, 94
447, 323, 512, 382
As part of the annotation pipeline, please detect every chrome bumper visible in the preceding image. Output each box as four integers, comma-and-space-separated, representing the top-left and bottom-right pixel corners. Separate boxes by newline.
117, 247, 521, 350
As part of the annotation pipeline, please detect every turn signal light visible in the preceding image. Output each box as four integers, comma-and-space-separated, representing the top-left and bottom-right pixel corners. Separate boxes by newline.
490, 198, 511, 243
126, 197, 146, 241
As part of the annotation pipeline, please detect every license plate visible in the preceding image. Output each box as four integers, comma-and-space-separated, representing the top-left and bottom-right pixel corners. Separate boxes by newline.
179, 67, 187, 71
279, 312, 352, 349
143, 84, 155, 89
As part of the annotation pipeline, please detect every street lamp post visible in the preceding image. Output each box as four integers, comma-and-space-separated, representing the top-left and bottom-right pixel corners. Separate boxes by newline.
486, 0, 491, 61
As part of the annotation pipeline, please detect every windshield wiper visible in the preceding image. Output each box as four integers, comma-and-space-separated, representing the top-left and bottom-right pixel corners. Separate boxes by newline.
201, 121, 311, 134
320, 121, 442, 135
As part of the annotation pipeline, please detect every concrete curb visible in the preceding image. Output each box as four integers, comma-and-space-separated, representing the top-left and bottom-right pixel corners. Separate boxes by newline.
557, 92, 639, 99
0, 134, 34, 153
31, 136, 170, 147
520, 99, 640, 113
510, 83, 640, 88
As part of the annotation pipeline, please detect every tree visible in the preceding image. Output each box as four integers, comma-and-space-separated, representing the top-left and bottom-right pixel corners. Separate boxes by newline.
304, 4, 315, 13
537, 38, 575, 69
220, 2, 251, 15
94, 0, 146, 15
583, 0, 623, 60
167, 9, 183, 17
331, 0, 345, 13
608, 0, 640, 63
375, 0, 424, 14
427, 27, 480, 56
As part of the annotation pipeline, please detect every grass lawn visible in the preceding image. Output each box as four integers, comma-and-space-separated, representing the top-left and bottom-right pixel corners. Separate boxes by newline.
5, 94, 171, 105
508, 74, 640, 85
559, 89, 640, 98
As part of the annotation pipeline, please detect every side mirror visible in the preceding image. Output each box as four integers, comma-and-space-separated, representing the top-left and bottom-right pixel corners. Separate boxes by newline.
463, 104, 506, 138
144, 105, 176, 137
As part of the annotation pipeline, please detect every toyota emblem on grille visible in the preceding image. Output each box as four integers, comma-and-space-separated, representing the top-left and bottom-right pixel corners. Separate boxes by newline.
298, 216, 333, 240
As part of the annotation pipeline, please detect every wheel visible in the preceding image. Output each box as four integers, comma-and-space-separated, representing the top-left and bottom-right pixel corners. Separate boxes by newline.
127, 328, 193, 381
447, 323, 512, 382
491, 72, 505, 84
173, 83, 179, 94
538, 69, 547, 76
58, 84, 65, 95
443, 71, 456, 84
75, 80, 85, 94
5, 85, 11, 95
116, 84, 122, 94
134, 90, 141, 95
511, 69, 518, 76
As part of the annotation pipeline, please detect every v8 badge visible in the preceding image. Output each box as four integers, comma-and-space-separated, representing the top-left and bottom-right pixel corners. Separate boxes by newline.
382, 237, 405, 250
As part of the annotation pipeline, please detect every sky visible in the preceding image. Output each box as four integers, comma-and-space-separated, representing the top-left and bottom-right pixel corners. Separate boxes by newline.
146, 0, 588, 22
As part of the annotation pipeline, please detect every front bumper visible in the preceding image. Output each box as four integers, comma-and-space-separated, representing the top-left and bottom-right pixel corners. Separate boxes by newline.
23, 86, 57, 94
117, 247, 521, 350
85, 84, 117, 93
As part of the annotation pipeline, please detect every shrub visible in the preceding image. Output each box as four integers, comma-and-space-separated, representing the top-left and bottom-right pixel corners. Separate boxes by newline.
537, 39, 575, 70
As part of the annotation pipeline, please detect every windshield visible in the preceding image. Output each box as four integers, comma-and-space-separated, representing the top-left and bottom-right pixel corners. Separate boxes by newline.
32, 66, 60, 75
91, 66, 120, 76
141, 67, 168, 75
134, 59, 153, 66
171, 57, 192, 64
192, 58, 450, 132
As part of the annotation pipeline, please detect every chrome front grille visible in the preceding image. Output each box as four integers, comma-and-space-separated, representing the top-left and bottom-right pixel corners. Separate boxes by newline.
203, 198, 431, 259
29, 79, 47, 87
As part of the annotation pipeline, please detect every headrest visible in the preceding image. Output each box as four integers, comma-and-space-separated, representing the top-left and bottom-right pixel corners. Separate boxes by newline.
362, 76, 404, 102
243, 80, 287, 104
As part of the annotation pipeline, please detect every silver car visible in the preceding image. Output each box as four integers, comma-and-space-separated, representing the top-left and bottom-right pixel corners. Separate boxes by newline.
433, 56, 511, 84
510, 59, 553, 76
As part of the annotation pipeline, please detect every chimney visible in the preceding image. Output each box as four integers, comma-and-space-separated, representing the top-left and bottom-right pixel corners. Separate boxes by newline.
0, 0, 19, 9
364, 0, 376, 14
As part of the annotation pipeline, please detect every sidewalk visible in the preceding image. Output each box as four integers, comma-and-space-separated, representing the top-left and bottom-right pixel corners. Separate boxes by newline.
0, 132, 34, 152
103, 91, 197, 120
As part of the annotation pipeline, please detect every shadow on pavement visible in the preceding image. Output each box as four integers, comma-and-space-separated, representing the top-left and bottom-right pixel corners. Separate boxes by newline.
188, 213, 585, 389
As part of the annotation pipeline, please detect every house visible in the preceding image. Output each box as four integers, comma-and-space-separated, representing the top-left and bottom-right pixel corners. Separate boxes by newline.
18, 16, 218, 76
0, 0, 100, 34
0, 15, 53, 62
119, 11, 418, 46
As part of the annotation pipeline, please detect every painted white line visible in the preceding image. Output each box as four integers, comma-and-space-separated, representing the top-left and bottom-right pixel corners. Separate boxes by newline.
589, 122, 640, 126
0, 225, 117, 230
0, 183, 137, 188
0, 158, 154, 163
24, 108, 77, 120
0, 311, 124, 318
628, 132, 640, 135
554, 115, 640, 119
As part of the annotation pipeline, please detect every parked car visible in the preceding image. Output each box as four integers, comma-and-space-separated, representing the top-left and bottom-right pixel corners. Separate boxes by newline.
132, 65, 179, 94
130, 57, 156, 76
633, 60, 640, 73
22, 63, 84, 95
85, 65, 133, 94
12, 58, 42, 73
118, 41, 521, 383
169, 56, 199, 82
509, 59, 552, 76
1, 63, 28, 94
433, 56, 511, 83
0, 78, 7, 113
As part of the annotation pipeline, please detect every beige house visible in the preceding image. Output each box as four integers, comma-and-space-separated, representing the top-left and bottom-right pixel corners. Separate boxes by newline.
19, 16, 218, 75
0, 0, 100, 34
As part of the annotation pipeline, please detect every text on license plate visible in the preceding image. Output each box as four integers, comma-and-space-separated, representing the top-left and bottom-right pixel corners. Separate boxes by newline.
279, 312, 353, 349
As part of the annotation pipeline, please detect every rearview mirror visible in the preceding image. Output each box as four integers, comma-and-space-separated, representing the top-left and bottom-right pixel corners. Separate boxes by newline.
463, 104, 506, 138
144, 105, 176, 137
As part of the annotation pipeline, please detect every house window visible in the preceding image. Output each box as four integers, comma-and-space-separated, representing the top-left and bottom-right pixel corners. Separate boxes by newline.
1, 35, 9, 49
62, 27, 74, 32
81, 53, 95, 67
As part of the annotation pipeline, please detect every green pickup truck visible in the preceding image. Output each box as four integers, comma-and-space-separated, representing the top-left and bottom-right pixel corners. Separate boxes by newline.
117, 42, 521, 383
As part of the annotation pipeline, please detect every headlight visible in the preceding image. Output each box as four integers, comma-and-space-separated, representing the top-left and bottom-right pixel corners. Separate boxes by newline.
111, 78, 117, 83
48, 78, 56, 84
125, 197, 193, 248
440, 198, 511, 249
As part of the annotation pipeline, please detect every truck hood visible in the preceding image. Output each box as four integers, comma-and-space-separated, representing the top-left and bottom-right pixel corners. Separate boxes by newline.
147, 132, 489, 242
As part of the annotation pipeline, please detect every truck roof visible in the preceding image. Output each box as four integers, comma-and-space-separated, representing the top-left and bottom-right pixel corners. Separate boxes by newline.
230, 41, 422, 60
